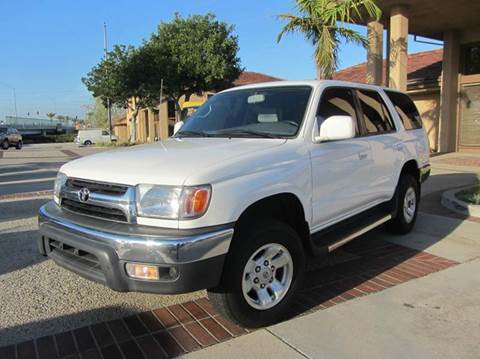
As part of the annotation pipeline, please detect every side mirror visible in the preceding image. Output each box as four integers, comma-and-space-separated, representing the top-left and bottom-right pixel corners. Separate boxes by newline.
314, 115, 355, 142
173, 121, 184, 135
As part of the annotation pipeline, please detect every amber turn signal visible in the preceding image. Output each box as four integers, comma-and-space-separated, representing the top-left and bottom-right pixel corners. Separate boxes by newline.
125, 263, 159, 280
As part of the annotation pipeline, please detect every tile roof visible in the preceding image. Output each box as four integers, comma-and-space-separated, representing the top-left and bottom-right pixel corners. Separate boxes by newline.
233, 71, 282, 86
333, 49, 443, 84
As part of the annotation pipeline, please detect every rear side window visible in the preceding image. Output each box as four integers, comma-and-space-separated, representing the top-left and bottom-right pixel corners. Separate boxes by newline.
317, 87, 359, 136
385, 91, 423, 130
357, 90, 395, 135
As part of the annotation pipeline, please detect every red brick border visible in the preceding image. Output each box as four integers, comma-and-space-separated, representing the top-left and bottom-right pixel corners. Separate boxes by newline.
0, 240, 458, 359
434, 156, 480, 167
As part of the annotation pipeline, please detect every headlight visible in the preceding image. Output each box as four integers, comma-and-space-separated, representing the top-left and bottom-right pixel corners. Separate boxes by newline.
136, 184, 211, 220
54, 172, 67, 205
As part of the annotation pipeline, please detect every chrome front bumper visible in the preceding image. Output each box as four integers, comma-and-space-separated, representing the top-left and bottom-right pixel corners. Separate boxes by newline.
38, 201, 234, 293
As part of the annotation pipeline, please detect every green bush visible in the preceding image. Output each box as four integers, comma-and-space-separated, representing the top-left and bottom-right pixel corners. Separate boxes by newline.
456, 185, 480, 205
95, 141, 133, 147
53, 133, 75, 143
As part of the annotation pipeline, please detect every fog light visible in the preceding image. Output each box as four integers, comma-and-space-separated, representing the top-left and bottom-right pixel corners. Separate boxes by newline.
125, 263, 159, 280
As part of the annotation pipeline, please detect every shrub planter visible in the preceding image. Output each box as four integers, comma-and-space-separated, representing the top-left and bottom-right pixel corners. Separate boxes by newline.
441, 186, 480, 217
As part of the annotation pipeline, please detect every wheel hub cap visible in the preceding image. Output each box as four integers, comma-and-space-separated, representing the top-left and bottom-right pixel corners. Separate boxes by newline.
242, 243, 293, 310
403, 187, 417, 223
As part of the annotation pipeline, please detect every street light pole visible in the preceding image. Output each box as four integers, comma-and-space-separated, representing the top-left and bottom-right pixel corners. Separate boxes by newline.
103, 22, 113, 140
0, 82, 18, 118
12, 87, 18, 119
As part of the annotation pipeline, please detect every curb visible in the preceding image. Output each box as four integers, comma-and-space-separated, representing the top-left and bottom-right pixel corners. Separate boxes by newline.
441, 186, 480, 217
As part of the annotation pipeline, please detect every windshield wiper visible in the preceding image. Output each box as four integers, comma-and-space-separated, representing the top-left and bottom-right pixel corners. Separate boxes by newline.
176, 130, 212, 138
216, 129, 282, 139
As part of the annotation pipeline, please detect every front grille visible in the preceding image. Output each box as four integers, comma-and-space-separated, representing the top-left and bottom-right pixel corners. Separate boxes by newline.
67, 178, 128, 195
47, 238, 105, 281
62, 198, 128, 222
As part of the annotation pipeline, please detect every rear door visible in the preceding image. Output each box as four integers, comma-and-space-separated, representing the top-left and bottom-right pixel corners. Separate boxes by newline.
310, 86, 375, 230
355, 88, 403, 202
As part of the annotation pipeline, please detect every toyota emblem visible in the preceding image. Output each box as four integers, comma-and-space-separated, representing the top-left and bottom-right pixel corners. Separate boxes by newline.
78, 187, 90, 202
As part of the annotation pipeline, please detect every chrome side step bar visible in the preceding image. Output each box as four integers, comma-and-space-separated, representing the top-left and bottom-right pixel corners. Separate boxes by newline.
327, 214, 392, 252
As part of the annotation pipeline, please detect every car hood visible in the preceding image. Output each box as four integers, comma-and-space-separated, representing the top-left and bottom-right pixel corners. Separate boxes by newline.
61, 137, 287, 186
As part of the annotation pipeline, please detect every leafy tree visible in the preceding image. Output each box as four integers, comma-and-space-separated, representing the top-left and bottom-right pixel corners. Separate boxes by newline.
147, 13, 242, 120
46, 112, 56, 120
82, 45, 159, 142
277, 0, 381, 79
84, 97, 124, 129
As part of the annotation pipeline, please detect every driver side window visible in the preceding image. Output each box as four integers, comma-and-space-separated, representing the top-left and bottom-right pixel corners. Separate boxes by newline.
316, 88, 359, 136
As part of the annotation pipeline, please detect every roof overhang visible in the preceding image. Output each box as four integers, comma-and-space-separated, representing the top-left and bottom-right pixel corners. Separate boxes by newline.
359, 0, 480, 40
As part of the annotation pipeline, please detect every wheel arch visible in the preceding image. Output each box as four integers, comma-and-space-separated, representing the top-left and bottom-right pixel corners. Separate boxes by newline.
399, 159, 421, 185
234, 192, 311, 256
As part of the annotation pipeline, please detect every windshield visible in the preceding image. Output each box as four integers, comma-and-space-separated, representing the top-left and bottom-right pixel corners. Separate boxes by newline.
176, 86, 312, 138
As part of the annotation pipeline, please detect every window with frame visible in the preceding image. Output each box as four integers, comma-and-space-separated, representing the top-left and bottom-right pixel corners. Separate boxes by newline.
357, 89, 395, 135
463, 44, 480, 75
316, 87, 359, 136
385, 90, 423, 130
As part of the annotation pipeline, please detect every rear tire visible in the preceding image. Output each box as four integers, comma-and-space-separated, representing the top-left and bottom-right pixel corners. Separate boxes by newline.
387, 174, 419, 234
84, 140, 92, 146
208, 219, 305, 328
15, 141, 22, 150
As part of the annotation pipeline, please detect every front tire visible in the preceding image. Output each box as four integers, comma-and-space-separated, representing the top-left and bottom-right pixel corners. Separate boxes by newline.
2, 140, 8, 150
208, 219, 305, 328
84, 140, 92, 146
16, 141, 22, 150
387, 174, 419, 234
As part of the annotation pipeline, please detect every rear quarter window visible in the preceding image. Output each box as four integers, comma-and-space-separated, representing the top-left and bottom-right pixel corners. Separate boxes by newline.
385, 91, 423, 130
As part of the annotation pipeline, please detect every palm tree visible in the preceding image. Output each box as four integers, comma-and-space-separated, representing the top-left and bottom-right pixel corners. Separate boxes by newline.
46, 112, 56, 120
277, 0, 381, 79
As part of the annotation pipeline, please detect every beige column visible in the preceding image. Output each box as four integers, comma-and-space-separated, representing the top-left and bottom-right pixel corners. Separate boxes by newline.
158, 100, 169, 139
438, 31, 460, 153
366, 21, 384, 85
389, 6, 409, 91
147, 108, 155, 142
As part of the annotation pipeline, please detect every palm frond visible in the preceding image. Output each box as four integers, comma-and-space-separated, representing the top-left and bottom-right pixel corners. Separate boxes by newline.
335, 26, 369, 48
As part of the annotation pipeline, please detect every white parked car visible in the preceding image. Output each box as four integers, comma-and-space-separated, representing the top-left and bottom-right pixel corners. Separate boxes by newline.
75, 129, 117, 146
39, 81, 430, 327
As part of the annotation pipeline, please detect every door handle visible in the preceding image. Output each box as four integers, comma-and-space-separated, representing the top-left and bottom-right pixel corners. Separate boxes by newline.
358, 152, 368, 160
393, 142, 404, 151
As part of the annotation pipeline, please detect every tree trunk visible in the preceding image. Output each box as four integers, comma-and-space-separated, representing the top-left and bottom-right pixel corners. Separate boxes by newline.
173, 97, 183, 123
316, 64, 333, 80
130, 107, 139, 144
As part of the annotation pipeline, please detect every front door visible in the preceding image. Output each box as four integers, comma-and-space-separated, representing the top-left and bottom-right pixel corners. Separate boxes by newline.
459, 83, 480, 148
310, 87, 374, 232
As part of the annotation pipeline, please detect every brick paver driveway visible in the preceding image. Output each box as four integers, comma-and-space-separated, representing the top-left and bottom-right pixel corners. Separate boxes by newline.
0, 232, 457, 359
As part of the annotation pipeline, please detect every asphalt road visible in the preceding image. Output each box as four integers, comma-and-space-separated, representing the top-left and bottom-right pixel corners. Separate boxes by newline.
0, 143, 204, 347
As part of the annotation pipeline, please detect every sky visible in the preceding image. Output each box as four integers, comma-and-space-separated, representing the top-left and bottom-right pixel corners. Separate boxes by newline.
0, 0, 442, 121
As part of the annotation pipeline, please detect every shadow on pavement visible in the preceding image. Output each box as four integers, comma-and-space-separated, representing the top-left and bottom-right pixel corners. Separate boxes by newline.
0, 198, 50, 222
0, 229, 46, 276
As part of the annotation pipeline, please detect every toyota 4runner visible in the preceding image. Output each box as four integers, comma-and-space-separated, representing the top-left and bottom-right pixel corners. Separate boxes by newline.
38, 81, 430, 327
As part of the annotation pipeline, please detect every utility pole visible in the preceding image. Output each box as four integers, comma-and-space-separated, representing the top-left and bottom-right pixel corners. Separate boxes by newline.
0, 82, 18, 118
158, 78, 163, 140
12, 87, 18, 119
103, 22, 113, 140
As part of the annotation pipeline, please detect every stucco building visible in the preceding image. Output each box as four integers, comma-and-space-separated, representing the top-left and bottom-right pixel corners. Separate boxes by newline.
356, 0, 480, 152
334, 49, 443, 152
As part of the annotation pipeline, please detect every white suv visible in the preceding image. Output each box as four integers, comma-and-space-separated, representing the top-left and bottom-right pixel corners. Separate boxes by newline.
38, 81, 430, 327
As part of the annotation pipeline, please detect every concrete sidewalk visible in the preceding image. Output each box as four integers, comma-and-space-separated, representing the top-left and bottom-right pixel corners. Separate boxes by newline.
183, 159, 480, 359
184, 244, 480, 359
